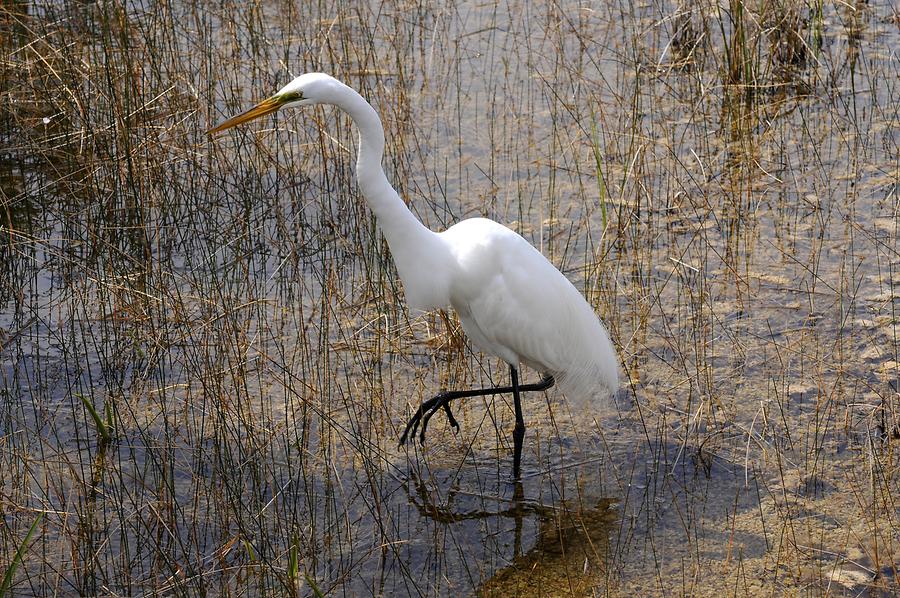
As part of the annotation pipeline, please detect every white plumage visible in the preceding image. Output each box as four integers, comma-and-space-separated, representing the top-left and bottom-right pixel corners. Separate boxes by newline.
209, 73, 620, 476
439, 218, 619, 404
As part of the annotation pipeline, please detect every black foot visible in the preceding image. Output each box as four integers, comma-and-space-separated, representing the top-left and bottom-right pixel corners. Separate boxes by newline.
398, 373, 554, 452
399, 392, 460, 447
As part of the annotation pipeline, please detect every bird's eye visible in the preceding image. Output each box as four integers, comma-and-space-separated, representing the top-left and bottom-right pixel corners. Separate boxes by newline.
280, 91, 303, 102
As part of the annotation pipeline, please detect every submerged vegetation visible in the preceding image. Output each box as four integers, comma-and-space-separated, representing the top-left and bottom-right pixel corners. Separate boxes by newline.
1, 0, 898, 595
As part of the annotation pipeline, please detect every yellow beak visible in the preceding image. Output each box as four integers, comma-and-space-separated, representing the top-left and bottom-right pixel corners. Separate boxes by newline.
207, 95, 285, 134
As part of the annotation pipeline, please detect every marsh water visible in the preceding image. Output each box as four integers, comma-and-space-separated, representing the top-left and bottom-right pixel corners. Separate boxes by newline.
1, 0, 898, 595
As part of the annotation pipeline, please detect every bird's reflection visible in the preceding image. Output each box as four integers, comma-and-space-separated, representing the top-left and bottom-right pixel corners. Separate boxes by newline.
406, 474, 616, 596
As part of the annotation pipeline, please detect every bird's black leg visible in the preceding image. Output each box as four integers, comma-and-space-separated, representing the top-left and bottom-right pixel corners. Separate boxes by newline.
511, 366, 525, 479
399, 372, 555, 461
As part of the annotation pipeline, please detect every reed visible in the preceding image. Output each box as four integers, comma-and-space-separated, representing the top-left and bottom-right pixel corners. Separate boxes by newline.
1, 0, 897, 594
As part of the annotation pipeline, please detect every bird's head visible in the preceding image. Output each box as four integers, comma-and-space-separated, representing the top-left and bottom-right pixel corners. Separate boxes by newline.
208, 73, 344, 134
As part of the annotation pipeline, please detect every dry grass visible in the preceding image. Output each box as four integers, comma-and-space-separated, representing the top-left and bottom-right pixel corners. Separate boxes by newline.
1, 0, 898, 595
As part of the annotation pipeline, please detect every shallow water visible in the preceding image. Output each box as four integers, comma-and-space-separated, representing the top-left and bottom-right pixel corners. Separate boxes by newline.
1, 0, 898, 595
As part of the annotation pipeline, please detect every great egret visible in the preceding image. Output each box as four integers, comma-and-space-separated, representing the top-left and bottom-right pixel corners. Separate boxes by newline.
209, 73, 619, 478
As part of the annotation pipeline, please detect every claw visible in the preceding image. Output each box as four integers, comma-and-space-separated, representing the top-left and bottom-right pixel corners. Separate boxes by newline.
399, 410, 422, 447
442, 402, 459, 432
399, 391, 459, 447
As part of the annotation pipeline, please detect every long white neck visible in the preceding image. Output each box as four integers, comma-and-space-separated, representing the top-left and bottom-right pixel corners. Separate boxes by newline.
330, 83, 450, 312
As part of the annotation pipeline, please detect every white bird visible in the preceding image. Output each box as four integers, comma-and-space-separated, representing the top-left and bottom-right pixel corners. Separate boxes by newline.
209, 73, 619, 478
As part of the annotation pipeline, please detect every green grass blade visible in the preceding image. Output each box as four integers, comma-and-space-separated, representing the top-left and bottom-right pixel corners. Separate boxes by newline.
304, 573, 324, 598
590, 111, 608, 231
76, 394, 112, 443
0, 512, 43, 598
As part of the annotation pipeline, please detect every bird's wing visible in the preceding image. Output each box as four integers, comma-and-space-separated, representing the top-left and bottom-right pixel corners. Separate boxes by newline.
443, 218, 618, 400
445, 220, 581, 370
